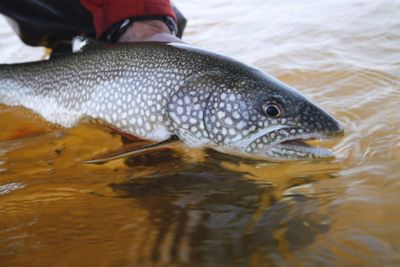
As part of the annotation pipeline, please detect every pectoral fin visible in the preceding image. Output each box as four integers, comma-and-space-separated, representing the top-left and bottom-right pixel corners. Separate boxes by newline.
84, 135, 181, 164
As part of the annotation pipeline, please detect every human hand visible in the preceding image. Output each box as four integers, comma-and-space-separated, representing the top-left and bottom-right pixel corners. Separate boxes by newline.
118, 20, 184, 43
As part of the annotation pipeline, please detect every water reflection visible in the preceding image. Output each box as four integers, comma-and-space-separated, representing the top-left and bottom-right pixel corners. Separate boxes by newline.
108, 150, 335, 265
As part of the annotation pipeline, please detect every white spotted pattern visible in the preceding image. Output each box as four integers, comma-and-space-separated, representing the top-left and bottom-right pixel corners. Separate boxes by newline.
0, 42, 342, 160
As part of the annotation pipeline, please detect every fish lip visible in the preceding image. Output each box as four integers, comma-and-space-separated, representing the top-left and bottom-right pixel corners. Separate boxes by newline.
274, 133, 334, 158
271, 132, 332, 146
246, 129, 342, 160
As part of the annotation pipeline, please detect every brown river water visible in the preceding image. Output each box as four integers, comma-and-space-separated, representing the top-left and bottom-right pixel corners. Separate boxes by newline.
0, 0, 399, 266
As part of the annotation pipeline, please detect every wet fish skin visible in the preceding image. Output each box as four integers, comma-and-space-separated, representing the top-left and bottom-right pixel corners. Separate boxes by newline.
0, 42, 343, 160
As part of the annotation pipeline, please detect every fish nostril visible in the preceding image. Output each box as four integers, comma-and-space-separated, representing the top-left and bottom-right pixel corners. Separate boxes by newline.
297, 100, 344, 137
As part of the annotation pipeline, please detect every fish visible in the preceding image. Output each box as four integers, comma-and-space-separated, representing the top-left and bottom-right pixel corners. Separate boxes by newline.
0, 41, 343, 161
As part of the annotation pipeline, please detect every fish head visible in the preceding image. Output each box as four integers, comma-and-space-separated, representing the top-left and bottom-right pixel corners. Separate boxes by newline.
167, 62, 343, 161
202, 70, 344, 161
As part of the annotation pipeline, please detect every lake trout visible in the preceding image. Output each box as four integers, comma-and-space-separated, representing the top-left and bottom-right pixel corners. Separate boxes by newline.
0, 42, 343, 161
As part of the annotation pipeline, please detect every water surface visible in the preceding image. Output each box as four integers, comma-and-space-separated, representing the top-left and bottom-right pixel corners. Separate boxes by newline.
0, 0, 399, 266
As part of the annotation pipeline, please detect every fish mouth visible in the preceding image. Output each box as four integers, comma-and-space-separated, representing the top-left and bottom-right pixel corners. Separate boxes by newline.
245, 128, 343, 160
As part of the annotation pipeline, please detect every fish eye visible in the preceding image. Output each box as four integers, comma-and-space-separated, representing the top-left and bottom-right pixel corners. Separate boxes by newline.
263, 103, 281, 117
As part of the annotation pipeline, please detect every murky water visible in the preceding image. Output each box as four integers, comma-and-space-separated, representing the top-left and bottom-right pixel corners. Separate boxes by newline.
1, 0, 400, 266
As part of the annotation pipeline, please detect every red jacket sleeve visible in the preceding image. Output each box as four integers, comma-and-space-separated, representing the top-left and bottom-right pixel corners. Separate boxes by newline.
80, 0, 177, 38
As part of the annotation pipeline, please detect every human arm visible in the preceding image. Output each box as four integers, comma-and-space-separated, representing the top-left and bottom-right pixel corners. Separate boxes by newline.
81, 0, 184, 43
